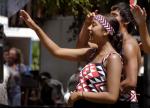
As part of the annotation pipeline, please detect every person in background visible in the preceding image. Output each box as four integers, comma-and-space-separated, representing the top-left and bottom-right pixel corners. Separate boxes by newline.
39, 72, 64, 106
66, 67, 81, 93
131, 5, 150, 54
110, 2, 141, 108
0, 25, 9, 105
28, 88, 41, 105
7, 47, 27, 106
3, 47, 9, 65
0, 65, 10, 105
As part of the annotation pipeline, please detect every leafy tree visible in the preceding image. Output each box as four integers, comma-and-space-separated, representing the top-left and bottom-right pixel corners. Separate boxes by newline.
32, 41, 40, 70
30, 0, 150, 70
33, 0, 149, 41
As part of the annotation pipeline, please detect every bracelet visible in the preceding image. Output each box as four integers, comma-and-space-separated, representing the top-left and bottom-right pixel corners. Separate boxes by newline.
80, 91, 84, 99
82, 91, 84, 99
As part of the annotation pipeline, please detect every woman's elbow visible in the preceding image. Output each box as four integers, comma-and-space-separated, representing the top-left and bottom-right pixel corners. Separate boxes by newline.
130, 82, 137, 88
108, 95, 118, 104
104, 93, 119, 104
51, 48, 62, 57
127, 79, 137, 88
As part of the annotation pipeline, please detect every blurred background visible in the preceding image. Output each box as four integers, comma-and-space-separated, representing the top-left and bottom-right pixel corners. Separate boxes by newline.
0, 0, 150, 107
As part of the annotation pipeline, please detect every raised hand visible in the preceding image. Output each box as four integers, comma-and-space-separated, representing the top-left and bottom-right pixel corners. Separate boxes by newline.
130, 5, 147, 25
85, 10, 98, 25
76, 10, 98, 48
120, 79, 134, 92
20, 10, 37, 30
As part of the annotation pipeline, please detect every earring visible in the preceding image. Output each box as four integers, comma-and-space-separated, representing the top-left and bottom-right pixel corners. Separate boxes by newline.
104, 33, 106, 36
89, 32, 93, 41
104, 31, 109, 36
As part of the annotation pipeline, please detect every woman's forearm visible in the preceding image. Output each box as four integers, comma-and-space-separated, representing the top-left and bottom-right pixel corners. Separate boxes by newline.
81, 91, 119, 104
34, 25, 60, 56
33, 25, 91, 61
139, 22, 150, 53
76, 22, 89, 48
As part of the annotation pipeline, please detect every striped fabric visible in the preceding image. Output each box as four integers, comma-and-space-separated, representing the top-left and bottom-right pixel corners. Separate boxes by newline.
119, 72, 138, 102
93, 15, 115, 35
120, 90, 138, 102
76, 53, 116, 93
76, 52, 137, 102
76, 63, 107, 92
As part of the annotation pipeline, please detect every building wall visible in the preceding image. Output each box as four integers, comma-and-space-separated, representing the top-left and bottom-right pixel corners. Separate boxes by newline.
40, 16, 78, 91
0, 0, 7, 16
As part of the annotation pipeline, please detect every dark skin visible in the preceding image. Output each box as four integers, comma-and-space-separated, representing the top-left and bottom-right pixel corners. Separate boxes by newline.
77, 10, 141, 92
131, 5, 150, 54
20, 10, 122, 105
76, 12, 97, 48
110, 9, 141, 91
120, 35, 141, 91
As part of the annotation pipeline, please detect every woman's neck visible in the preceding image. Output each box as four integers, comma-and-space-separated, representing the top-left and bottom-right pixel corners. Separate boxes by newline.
97, 41, 115, 56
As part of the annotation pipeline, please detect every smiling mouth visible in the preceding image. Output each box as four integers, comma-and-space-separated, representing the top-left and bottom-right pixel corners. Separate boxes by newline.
89, 31, 93, 41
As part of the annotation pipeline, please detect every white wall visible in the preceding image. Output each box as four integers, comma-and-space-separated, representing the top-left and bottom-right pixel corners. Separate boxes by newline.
40, 16, 78, 91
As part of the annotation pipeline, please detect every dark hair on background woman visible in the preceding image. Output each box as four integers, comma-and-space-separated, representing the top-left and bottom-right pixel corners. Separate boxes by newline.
11, 47, 23, 64
105, 14, 123, 54
111, 2, 138, 35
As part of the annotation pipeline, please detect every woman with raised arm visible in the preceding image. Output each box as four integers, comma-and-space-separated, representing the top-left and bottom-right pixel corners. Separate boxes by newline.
20, 10, 123, 108
131, 5, 150, 54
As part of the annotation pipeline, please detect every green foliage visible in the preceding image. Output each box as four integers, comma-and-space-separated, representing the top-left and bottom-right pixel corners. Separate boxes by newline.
36, 0, 92, 17
35, 0, 149, 41
32, 41, 40, 70
36, 0, 130, 17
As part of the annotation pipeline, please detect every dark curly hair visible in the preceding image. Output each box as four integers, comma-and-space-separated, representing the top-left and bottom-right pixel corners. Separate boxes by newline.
105, 14, 123, 54
111, 2, 137, 35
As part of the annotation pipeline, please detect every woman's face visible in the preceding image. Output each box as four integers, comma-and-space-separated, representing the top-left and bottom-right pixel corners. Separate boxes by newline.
88, 20, 105, 43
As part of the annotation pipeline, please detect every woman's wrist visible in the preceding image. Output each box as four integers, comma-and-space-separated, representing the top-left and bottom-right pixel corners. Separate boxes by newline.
28, 20, 39, 31
33, 24, 40, 31
138, 21, 147, 27
84, 21, 91, 27
78, 91, 84, 100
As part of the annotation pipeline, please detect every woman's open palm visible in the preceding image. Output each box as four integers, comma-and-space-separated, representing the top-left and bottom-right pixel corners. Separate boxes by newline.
131, 5, 147, 25
20, 10, 37, 30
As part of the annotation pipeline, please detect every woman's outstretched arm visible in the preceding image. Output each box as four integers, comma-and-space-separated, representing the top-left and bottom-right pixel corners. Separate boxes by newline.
20, 10, 91, 61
